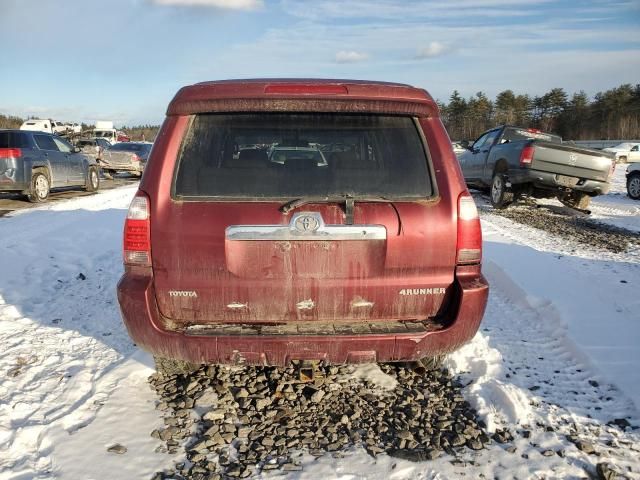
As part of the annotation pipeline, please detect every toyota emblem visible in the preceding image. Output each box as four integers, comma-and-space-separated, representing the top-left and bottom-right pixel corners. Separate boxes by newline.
294, 215, 320, 233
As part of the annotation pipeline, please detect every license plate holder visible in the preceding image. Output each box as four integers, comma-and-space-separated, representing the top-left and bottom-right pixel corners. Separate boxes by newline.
556, 174, 579, 187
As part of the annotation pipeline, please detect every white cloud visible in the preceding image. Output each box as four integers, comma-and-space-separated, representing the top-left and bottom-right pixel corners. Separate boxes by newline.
335, 50, 369, 63
282, 0, 552, 20
415, 41, 449, 59
150, 0, 263, 10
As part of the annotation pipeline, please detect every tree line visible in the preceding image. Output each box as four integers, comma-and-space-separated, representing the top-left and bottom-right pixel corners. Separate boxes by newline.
120, 125, 160, 142
439, 83, 640, 142
3, 83, 640, 143
0, 114, 160, 142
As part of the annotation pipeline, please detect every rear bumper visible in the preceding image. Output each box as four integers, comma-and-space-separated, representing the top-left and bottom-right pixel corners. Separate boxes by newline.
509, 169, 610, 195
0, 177, 28, 192
117, 268, 488, 366
99, 161, 143, 173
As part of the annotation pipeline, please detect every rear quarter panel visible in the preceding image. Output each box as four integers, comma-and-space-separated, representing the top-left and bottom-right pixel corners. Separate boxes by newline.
23, 139, 54, 184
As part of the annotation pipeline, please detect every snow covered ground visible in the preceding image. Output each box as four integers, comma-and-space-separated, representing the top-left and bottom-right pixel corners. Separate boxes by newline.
0, 172, 638, 479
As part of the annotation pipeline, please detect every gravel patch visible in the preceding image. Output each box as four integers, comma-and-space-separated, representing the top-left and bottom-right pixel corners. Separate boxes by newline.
479, 201, 640, 253
148, 363, 495, 479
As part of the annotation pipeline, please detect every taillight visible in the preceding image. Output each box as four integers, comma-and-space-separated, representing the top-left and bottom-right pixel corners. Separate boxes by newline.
0, 148, 22, 159
123, 193, 151, 266
609, 159, 616, 178
457, 192, 482, 265
520, 145, 534, 166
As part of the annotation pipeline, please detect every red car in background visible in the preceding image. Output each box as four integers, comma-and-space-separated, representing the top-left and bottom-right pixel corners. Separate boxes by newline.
116, 131, 130, 143
116, 79, 488, 375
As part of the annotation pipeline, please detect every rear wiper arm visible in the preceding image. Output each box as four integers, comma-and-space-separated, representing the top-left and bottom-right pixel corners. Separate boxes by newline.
279, 195, 391, 225
279, 196, 331, 214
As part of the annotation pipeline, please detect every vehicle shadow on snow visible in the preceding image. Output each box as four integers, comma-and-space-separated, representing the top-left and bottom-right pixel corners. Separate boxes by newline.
0, 207, 136, 358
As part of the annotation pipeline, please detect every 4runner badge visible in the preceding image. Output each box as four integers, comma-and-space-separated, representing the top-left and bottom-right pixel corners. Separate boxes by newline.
399, 288, 446, 296
169, 290, 198, 298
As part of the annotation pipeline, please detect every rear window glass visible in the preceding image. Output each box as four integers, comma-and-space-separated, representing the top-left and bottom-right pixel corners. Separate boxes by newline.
174, 113, 433, 199
0, 132, 29, 148
109, 143, 149, 152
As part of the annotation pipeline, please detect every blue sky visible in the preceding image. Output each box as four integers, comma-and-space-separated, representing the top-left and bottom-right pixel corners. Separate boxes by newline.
1, 0, 639, 126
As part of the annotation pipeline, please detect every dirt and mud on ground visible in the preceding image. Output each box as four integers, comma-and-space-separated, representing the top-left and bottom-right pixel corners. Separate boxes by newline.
471, 189, 640, 256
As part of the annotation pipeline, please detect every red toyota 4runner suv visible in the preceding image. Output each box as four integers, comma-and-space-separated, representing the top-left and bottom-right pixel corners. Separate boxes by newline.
116, 79, 489, 374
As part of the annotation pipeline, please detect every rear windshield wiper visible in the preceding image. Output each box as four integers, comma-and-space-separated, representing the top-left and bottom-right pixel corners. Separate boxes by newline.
279, 194, 392, 224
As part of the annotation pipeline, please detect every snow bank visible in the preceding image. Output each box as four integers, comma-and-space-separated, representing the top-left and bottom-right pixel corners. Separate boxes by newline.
447, 331, 534, 432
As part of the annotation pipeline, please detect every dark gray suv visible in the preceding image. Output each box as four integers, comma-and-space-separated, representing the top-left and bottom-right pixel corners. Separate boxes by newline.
0, 130, 100, 202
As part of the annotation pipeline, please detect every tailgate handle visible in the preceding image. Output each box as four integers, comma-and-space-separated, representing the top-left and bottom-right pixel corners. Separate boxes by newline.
226, 212, 386, 241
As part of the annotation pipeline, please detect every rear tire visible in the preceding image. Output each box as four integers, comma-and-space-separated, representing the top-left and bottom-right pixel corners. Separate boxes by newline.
85, 166, 100, 192
627, 172, 640, 200
153, 356, 199, 377
27, 172, 50, 203
558, 191, 591, 210
490, 172, 514, 209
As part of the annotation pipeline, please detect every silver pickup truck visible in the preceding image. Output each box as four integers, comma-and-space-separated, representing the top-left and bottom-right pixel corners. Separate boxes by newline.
458, 125, 615, 211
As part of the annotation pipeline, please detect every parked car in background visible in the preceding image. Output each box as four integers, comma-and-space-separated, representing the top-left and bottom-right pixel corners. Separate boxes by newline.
75, 137, 111, 161
65, 122, 82, 134
0, 129, 100, 202
627, 163, 640, 200
603, 142, 640, 163
99, 142, 152, 177
93, 129, 131, 144
452, 141, 467, 154
458, 125, 615, 211
93, 129, 118, 145
92, 121, 130, 145
267, 145, 328, 167
50, 121, 67, 135
20, 119, 55, 134
117, 78, 489, 376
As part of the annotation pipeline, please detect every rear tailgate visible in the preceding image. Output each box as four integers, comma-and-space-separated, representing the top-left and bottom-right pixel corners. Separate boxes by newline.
530, 142, 613, 182
150, 112, 457, 328
152, 201, 455, 325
